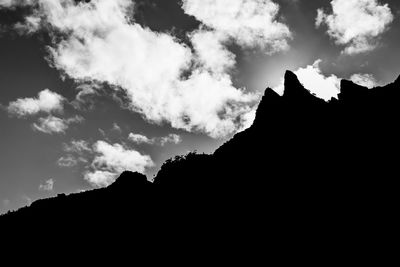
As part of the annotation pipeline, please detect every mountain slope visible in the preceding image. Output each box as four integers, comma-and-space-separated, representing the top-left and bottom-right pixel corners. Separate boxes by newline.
1, 71, 399, 255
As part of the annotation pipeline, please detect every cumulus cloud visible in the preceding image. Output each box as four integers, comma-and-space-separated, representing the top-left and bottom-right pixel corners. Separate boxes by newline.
84, 170, 117, 188
84, 141, 154, 187
1, 0, 293, 138
182, 0, 292, 51
7, 89, 64, 117
32, 115, 83, 134
274, 60, 341, 101
128, 133, 182, 146
39, 179, 54, 192
316, 0, 394, 54
190, 30, 236, 74
350, 73, 378, 88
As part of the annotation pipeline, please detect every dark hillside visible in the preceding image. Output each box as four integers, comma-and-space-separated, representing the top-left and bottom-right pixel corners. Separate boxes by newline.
1, 71, 398, 258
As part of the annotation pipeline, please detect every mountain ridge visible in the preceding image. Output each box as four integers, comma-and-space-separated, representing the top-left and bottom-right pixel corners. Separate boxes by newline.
1, 71, 398, 257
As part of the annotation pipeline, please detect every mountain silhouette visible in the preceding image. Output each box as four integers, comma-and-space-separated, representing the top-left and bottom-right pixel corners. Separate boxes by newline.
1, 71, 398, 259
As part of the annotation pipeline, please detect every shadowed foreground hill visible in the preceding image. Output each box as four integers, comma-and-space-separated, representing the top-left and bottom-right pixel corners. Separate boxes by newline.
1, 71, 399, 258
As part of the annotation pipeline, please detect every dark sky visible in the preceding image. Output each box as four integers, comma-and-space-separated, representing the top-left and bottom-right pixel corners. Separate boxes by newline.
1, 0, 399, 214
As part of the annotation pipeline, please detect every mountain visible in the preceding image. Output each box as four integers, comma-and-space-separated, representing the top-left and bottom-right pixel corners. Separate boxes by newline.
1, 71, 399, 259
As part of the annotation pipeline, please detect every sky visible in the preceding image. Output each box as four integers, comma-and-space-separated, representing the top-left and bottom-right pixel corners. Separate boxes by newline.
0, 0, 399, 214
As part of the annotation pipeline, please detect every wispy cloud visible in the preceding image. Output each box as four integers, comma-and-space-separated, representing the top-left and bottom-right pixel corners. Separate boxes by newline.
57, 155, 78, 168
57, 140, 91, 168
22, 195, 32, 206
32, 115, 84, 134
39, 179, 54, 192
128, 133, 182, 146
63, 139, 91, 154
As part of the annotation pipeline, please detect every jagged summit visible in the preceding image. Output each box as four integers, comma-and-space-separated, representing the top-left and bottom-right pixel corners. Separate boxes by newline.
283, 70, 308, 98
339, 78, 369, 101
282, 70, 326, 104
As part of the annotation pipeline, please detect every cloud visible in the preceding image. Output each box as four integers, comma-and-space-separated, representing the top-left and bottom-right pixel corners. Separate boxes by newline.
160, 134, 182, 146
22, 195, 32, 206
39, 179, 54, 192
350, 73, 378, 89
316, 0, 394, 54
0, 0, 33, 8
182, 0, 292, 51
57, 155, 78, 168
84, 170, 117, 188
7, 89, 64, 117
111, 123, 122, 133
32, 115, 83, 134
63, 139, 91, 154
189, 30, 236, 74
128, 133, 154, 145
274, 60, 341, 101
128, 133, 182, 146
84, 141, 154, 187
0, 0, 294, 138
33, 116, 68, 134
71, 83, 100, 110
58, 139, 91, 167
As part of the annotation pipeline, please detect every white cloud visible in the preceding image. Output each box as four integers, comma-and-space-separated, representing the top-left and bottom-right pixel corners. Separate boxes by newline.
182, 0, 292, 51
58, 139, 91, 167
350, 73, 378, 89
274, 60, 341, 101
128, 133, 154, 145
128, 133, 182, 146
316, 0, 393, 54
84, 170, 117, 188
33, 116, 68, 134
190, 30, 236, 74
84, 141, 154, 187
160, 134, 182, 146
1, 0, 294, 137
32, 115, 83, 134
0, 0, 33, 8
8, 89, 64, 117
39, 179, 54, 192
